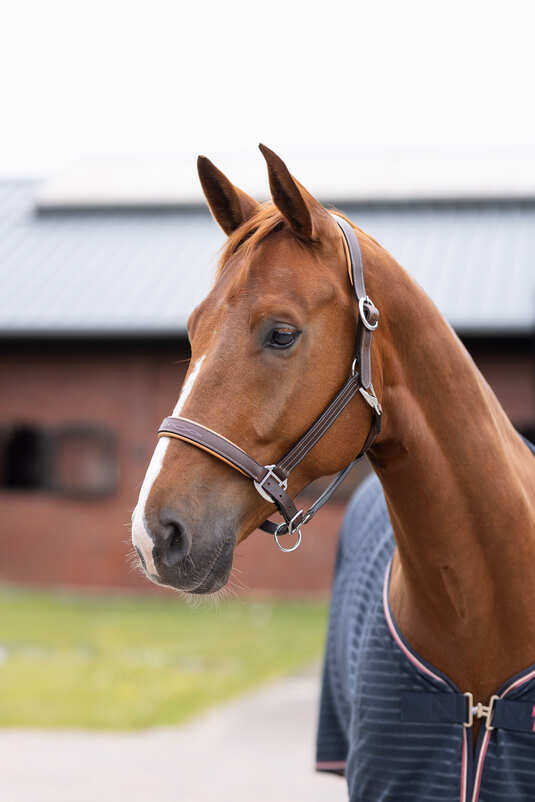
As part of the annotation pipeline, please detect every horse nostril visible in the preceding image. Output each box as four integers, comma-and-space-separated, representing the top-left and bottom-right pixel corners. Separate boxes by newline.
158, 512, 191, 568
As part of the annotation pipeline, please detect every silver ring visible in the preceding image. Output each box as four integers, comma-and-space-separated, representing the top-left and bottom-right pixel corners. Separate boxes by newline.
359, 296, 379, 331
273, 511, 304, 553
274, 522, 302, 553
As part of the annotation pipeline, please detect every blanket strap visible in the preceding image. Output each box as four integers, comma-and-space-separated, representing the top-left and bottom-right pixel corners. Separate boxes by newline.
401, 692, 535, 733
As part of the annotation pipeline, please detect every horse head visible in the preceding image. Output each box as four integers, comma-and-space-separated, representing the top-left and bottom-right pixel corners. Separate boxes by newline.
131, 145, 384, 592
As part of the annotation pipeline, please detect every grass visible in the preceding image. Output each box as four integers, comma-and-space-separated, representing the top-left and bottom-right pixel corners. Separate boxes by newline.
0, 586, 328, 730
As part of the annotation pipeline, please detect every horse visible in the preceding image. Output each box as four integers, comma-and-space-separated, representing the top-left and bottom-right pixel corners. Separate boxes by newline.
131, 145, 535, 801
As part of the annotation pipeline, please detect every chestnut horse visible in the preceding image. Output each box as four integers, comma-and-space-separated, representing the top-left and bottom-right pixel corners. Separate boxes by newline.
132, 146, 535, 800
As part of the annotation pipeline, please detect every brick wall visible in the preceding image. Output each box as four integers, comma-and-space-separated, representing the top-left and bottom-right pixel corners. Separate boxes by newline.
0, 337, 533, 597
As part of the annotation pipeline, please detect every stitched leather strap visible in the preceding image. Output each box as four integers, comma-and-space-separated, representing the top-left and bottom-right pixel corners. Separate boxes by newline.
278, 374, 363, 474
260, 386, 381, 535
335, 216, 379, 390
156, 214, 381, 541
158, 417, 304, 529
159, 363, 381, 537
158, 417, 266, 481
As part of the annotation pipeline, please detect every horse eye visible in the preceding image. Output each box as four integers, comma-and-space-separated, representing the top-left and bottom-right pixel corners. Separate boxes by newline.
266, 326, 299, 350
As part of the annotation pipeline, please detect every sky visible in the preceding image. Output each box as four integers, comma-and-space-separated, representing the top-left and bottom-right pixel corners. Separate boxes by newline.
1, 0, 535, 178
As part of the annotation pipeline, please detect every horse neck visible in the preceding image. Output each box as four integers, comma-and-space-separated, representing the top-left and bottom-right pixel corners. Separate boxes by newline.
365, 245, 535, 697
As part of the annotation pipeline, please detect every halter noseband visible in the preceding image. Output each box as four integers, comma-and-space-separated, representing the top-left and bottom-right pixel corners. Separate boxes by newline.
157, 216, 382, 552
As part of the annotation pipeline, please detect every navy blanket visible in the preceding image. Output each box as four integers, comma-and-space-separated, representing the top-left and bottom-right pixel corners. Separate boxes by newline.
317, 437, 535, 801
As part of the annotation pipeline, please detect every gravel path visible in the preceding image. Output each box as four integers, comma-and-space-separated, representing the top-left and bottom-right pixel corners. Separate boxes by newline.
0, 666, 347, 802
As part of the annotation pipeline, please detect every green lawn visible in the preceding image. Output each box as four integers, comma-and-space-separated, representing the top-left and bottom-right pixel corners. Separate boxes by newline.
0, 586, 328, 730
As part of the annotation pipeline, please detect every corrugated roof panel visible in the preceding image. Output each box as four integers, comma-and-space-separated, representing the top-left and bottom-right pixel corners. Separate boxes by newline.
0, 182, 533, 336
0, 185, 224, 334
346, 204, 535, 333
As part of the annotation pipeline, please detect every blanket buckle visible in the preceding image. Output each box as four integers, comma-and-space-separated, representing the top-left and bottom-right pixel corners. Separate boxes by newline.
463, 692, 499, 730
474, 695, 499, 731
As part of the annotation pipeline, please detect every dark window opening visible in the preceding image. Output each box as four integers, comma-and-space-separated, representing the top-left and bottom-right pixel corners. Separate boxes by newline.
0, 423, 117, 498
1, 426, 51, 490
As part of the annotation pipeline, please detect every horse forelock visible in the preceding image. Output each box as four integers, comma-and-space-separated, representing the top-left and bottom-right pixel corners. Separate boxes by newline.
218, 202, 380, 270
216, 202, 307, 280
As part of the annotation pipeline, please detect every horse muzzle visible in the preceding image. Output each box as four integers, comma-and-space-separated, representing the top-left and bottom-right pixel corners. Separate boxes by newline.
132, 506, 236, 593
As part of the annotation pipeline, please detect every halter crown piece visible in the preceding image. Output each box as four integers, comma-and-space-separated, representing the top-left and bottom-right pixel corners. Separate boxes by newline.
157, 216, 382, 552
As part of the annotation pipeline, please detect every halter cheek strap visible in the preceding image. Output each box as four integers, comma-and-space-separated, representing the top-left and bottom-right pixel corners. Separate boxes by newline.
157, 215, 382, 552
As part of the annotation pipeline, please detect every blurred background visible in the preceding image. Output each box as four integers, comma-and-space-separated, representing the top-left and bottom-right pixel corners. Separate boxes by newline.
1, 1, 534, 800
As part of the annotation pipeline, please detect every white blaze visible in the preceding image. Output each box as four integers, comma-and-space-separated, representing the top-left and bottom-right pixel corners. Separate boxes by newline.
171, 354, 206, 416
131, 355, 206, 576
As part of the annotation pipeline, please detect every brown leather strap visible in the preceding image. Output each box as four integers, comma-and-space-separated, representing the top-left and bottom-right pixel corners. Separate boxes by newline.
266, 219, 380, 479
260, 399, 381, 536
156, 214, 381, 542
335, 216, 379, 390
259, 459, 357, 535
158, 365, 380, 537
158, 417, 304, 529
278, 373, 362, 474
338, 215, 365, 296
158, 417, 265, 481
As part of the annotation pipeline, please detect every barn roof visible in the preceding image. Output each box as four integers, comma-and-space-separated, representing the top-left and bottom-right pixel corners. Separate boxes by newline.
1, 180, 534, 337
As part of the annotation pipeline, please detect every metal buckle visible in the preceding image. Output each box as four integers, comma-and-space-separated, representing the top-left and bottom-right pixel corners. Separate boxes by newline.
254, 464, 288, 502
474, 695, 499, 731
359, 385, 382, 416
463, 692, 474, 728
464, 693, 499, 730
274, 511, 303, 553
358, 296, 379, 331
351, 363, 382, 416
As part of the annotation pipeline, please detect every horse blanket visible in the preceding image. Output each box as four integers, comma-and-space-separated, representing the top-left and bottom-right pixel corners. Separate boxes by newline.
316, 437, 535, 802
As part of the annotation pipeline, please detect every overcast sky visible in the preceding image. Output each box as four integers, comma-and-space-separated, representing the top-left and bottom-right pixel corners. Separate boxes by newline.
2, 0, 534, 178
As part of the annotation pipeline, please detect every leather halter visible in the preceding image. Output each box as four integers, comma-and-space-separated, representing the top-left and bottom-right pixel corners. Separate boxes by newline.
158, 216, 382, 552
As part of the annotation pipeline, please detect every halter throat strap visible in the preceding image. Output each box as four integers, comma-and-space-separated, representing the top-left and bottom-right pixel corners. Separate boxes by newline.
157, 215, 381, 551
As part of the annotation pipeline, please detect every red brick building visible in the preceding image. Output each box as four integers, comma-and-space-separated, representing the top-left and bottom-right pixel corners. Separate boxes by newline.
1, 182, 534, 595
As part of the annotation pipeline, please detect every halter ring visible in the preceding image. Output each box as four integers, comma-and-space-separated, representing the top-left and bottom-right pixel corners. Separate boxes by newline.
359, 296, 379, 331
273, 511, 303, 553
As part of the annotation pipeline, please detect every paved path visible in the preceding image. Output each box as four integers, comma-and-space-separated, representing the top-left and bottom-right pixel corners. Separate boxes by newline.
0, 667, 347, 802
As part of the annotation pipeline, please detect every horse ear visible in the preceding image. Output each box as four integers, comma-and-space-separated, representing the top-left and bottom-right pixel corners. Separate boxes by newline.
197, 156, 260, 236
259, 144, 325, 241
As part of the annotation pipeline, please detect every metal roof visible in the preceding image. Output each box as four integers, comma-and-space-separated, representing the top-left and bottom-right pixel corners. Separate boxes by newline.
0, 180, 534, 337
